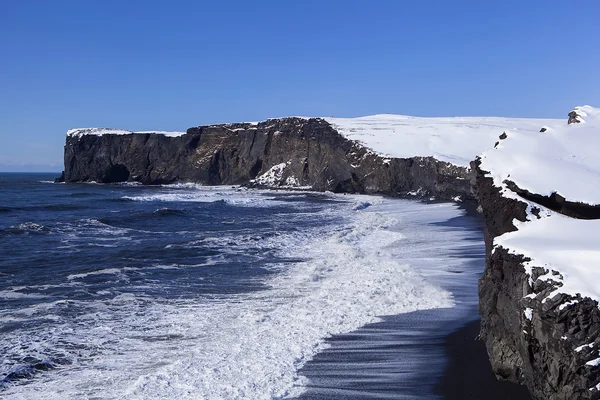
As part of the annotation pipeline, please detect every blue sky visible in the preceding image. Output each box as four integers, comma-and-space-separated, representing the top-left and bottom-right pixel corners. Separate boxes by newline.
1, 0, 599, 171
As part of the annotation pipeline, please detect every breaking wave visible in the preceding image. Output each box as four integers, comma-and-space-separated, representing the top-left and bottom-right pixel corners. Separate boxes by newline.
0, 196, 464, 400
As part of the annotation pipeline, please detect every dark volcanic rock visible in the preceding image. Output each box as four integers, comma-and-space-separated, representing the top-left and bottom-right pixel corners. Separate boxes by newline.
54, 171, 65, 183
62, 118, 475, 200
475, 158, 600, 400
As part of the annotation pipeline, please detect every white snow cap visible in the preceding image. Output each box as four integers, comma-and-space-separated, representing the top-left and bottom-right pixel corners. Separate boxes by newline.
480, 105, 600, 205
487, 105, 600, 308
67, 128, 186, 138
497, 214, 600, 303
325, 114, 560, 167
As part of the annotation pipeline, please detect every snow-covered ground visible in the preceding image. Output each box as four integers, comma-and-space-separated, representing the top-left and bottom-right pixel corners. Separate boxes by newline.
497, 213, 600, 305
67, 128, 186, 138
480, 105, 600, 204
480, 106, 600, 307
325, 114, 560, 167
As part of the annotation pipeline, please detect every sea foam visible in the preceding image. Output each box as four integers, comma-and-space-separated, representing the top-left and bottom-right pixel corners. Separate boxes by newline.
2, 195, 464, 400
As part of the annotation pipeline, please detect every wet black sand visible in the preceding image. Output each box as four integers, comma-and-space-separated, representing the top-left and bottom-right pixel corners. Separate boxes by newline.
439, 202, 531, 399
293, 201, 532, 399
437, 319, 531, 400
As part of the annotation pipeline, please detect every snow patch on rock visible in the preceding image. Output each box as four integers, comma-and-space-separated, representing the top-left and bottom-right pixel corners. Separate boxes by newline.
252, 163, 289, 187
67, 128, 186, 138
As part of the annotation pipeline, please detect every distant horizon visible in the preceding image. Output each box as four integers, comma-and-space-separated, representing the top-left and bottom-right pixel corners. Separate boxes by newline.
0, 167, 62, 173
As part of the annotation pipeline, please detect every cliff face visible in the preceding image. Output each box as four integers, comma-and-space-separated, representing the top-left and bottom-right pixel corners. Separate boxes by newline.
62, 117, 474, 200
475, 107, 600, 400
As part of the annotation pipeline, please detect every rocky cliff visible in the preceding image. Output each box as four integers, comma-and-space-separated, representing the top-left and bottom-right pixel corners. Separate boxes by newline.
60, 117, 473, 200
476, 106, 600, 400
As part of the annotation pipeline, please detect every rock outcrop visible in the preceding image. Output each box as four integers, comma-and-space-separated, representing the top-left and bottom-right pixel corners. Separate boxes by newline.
61, 117, 474, 200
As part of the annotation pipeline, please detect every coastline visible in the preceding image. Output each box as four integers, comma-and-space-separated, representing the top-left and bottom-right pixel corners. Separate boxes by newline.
439, 201, 531, 399
293, 199, 531, 399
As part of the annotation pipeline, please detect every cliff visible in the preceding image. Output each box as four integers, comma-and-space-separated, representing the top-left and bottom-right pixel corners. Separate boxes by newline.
60, 118, 474, 200
476, 106, 600, 399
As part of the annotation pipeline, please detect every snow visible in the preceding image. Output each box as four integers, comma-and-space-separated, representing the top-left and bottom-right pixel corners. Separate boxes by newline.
480, 105, 600, 205
251, 162, 289, 187
67, 128, 186, 138
524, 307, 533, 321
586, 357, 600, 367
249, 162, 307, 189
575, 343, 595, 353
496, 213, 600, 303
325, 114, 559, 167
484, 106, 600, 308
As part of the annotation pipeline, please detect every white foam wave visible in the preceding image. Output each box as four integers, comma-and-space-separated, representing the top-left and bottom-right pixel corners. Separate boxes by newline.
0, 289, 48, 300
67, 268, 124, 281
2, 197, 468, 400
123, 185, 319, 209
123, 191, 281, 208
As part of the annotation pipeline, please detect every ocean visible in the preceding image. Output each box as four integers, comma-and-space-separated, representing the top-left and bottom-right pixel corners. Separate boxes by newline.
0, 173, 483, 399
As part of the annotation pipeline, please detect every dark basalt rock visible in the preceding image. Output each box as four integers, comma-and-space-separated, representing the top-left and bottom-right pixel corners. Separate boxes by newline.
61, 117, 475, 201
54, 171, 65, 183
475, 158, 600, 400
503, 180, 600, 220
568, 111, 583, 125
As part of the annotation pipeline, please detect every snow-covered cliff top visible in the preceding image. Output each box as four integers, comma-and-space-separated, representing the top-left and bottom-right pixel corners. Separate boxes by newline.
484, 105, 600, 306
325, 114, 560, 167
69, 114, 564, 168
67, 128, 186, 138
497, 213, 600, 303
480, 105, 600, 205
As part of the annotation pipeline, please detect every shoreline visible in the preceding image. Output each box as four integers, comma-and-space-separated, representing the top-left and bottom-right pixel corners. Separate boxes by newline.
294, 198, 532, 399
436, 319, 531, 400
439, 200, 531, 399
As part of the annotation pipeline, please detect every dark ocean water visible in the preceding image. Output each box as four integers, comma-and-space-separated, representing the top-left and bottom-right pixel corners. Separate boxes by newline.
0, 173, 483, 400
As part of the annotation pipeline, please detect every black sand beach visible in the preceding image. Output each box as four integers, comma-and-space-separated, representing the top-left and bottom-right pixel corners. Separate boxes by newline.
294, 201, 532, 399
438, 203, 531, 400
437, 319, 531, 400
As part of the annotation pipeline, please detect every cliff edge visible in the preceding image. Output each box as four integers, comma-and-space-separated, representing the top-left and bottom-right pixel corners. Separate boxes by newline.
59, 114, 558, 202
476, 106, 600, 399
60, 117, 477, 200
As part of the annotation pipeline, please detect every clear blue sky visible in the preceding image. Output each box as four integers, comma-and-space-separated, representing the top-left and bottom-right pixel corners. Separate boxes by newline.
1, 0, 599, 171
